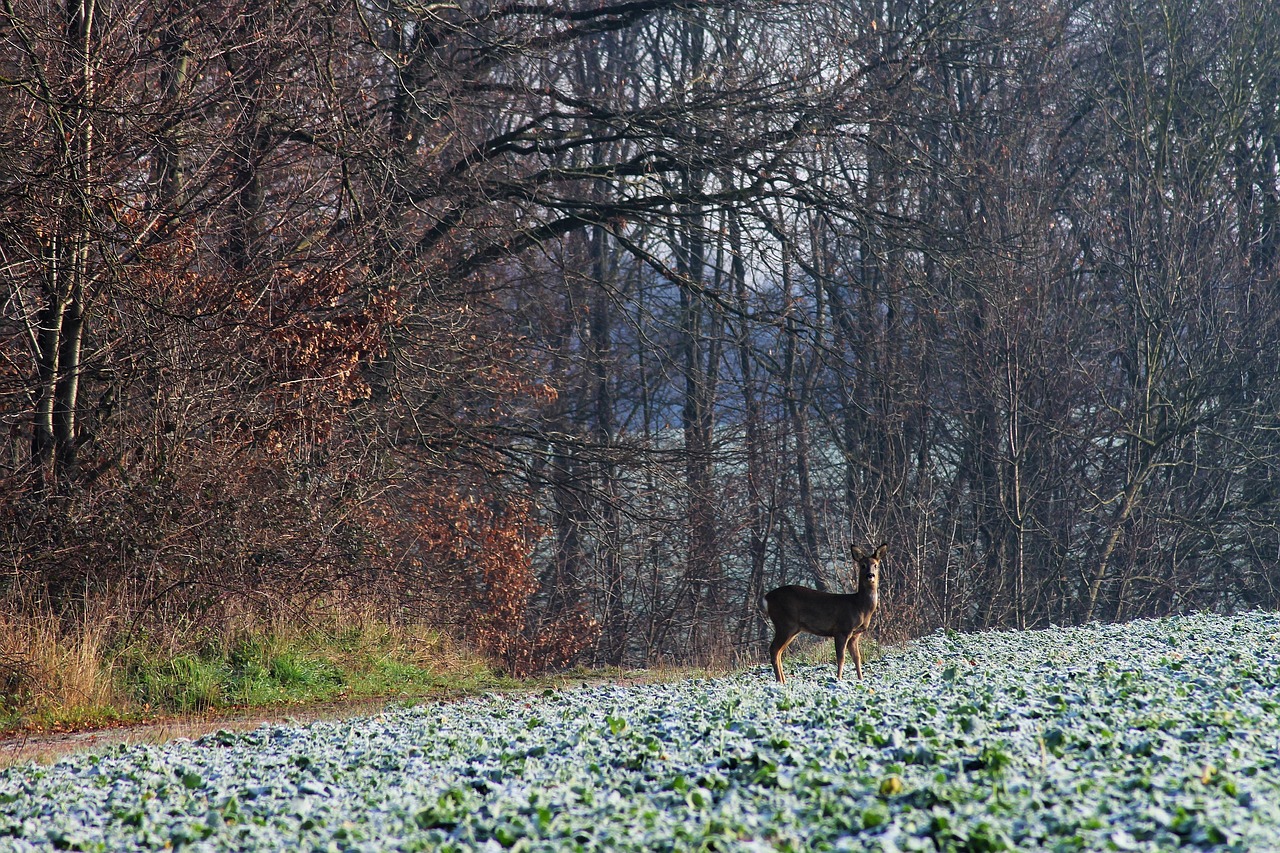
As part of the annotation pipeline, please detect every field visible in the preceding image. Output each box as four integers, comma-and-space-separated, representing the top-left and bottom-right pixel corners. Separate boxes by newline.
3, 612, 1279, 851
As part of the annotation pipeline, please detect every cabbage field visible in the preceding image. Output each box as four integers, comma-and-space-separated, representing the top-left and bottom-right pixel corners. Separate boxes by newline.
3, 612, 1280, 851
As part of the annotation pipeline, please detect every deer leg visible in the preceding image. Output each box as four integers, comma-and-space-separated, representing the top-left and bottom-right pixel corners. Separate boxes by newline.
851, 633, 864, 679
769, 630, 798, 683
834, 633, 851, 680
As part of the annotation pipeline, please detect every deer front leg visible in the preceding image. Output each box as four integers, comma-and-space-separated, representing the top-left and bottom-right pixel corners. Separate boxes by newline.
851, 633, 864, 679
834, 633, 851, 680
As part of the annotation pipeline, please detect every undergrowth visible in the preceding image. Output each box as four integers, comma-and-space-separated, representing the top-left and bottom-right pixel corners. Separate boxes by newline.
0, 605, 507, 734
781, 634, 885, 672
114, 622, 502, 715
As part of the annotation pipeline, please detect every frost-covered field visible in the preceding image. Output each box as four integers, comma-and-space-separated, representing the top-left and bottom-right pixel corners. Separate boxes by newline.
4, 613, 1280, 852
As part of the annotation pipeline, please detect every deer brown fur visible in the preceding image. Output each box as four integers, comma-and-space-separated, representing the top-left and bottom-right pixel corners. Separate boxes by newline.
763, 543, 887, 682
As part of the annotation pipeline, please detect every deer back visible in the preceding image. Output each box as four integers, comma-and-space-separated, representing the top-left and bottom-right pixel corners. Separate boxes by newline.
765, 585, 871, 637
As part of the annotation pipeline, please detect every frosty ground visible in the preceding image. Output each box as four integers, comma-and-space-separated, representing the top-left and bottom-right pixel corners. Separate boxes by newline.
3, 612, 1278, 851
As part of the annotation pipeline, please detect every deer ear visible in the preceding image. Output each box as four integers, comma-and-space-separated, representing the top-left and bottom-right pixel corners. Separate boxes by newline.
874, 544, 888, 560
850, 545, 866, 561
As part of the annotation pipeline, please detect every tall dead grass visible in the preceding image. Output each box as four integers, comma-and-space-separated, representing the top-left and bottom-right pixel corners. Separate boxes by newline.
0, 595, 120, 720
0, 590, 498, 728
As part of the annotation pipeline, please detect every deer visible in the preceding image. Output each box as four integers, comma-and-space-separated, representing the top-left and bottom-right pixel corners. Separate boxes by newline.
763, 543, 887, 683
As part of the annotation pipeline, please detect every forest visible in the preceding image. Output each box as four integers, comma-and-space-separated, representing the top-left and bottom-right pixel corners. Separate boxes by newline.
3, 0, 1279, 675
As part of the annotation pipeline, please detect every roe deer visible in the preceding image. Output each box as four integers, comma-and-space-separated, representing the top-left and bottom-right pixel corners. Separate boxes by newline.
763, 543, 887, 683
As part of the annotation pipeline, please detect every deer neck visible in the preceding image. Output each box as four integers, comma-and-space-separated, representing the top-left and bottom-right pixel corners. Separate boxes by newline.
857, 578, 879, 612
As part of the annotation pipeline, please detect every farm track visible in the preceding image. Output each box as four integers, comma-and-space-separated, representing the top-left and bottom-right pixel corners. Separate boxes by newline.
0, 698, 400, 768
0, 671, 677, 769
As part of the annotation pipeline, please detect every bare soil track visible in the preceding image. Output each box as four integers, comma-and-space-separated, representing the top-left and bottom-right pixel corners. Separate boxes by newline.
0, 698, 411, 769
0, 673, 651, 769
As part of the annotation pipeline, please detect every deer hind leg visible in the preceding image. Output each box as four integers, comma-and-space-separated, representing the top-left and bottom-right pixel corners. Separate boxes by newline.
769, 630, 799, 683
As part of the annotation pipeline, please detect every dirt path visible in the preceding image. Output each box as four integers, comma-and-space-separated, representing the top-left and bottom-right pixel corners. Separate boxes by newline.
0, 668, 694, 771
0, 698, 406, 769
0, 673, 645, 770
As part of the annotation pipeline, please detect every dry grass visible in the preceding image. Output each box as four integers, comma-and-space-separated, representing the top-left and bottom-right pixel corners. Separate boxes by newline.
0, 598, 121, 721
0, 590, 506, 734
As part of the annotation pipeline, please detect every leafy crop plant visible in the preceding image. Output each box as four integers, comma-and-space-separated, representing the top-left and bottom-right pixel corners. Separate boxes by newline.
3, 612, 1279, 851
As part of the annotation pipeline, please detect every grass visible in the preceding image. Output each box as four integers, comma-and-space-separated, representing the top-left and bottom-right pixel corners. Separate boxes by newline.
779, 633, 885, 673
112, 622, 497, 714
0, 600, 121, 731
0, 607, 517, 736
0, 596, 731, 743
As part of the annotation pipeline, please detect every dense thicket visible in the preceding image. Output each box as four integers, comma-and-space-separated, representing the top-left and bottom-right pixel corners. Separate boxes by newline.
3, 0, 1278, 668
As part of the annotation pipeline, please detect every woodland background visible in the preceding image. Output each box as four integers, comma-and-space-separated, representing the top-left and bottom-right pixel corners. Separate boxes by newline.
3, 0, 1279, 673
